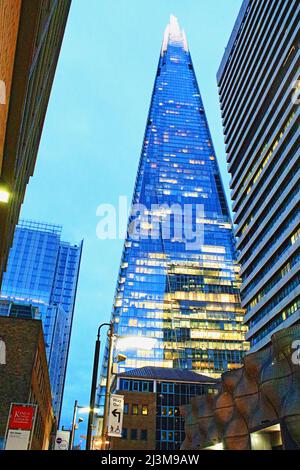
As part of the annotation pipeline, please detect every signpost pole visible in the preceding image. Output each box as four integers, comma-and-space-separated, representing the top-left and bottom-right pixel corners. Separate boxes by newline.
102, 323, 115, 449
28, 404, 37, 450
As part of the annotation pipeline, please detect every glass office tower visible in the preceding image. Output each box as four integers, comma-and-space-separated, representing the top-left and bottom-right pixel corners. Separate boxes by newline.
100, 16, 248, 394
0, 220, 83, 421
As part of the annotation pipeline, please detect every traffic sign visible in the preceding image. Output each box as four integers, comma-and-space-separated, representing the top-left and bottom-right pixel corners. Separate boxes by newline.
107, 394, 124, 438
54, 430, 70, 450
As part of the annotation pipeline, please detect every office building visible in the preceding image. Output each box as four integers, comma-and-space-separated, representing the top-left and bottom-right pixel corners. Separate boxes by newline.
99, 15, 248, 401
0, 220, 83, 421
0, 0, 71, 285
217, 0, 300, 352
109, 366, 218, 451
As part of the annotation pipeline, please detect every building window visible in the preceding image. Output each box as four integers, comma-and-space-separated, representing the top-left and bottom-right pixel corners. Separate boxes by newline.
161, 382, 175, 394
120, 379, 130, 391
161, 430, 175, 442
133, 381, 139, 391
141, 429, 148, 441
124, 403, 129, 415
131, 429, 138, 440
159, 406, 179, 417
122, 428, 128, 439
142, 381, 150, 392
142, 405, 148, 415
132, 404, 139, 415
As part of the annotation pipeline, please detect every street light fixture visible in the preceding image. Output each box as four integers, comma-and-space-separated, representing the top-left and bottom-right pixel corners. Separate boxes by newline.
69, 401, 87, 450
115, 336, 157, 351
0, 180, 10, 204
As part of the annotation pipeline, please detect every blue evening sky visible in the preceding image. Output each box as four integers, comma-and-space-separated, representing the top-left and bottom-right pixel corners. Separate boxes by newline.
20, 0, 242, 444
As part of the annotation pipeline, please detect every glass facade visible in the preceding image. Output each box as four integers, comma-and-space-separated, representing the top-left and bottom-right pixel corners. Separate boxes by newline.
156, 380, 212, 450
0, 220, 83, 420
100, 16, 248, 404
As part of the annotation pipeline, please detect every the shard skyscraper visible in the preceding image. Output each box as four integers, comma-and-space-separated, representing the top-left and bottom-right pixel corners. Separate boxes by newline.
100, 16, 248, 390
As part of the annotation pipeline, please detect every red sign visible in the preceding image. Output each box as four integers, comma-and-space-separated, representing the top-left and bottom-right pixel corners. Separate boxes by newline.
8, 405, 36, 431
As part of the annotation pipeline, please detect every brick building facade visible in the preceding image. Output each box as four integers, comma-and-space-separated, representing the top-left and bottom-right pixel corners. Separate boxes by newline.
0, 317, 55, 450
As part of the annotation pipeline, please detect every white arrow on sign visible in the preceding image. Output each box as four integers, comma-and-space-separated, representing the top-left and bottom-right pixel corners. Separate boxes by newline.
107, 394, 124, 438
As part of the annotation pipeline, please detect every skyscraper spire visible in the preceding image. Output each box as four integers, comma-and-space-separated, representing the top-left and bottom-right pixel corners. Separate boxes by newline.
99, 18, 248, 402
161, 15, 189, 55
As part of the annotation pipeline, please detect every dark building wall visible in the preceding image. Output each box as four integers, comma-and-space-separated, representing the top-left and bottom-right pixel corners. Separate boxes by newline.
0, 0, 21, 162
0, 317, 54, 449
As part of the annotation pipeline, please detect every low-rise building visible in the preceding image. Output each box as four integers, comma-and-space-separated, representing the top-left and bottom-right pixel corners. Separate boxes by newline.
109, 366, 219, 451
0, 316, 55, 450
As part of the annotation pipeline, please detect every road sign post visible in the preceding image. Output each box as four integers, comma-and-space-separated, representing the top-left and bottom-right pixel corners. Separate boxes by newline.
107, 394, 124, 438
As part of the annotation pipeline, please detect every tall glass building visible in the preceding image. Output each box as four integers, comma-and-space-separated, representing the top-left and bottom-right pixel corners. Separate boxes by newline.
217, 0, 299, 352
100, 15, 248, 393
0, 220, 83, 421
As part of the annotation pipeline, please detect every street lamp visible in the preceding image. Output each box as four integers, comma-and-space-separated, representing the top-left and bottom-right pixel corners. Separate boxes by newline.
0, 180, 10, 204
69, 401, 87, 450
115, 336, 157, 351
86, 322, 113, 450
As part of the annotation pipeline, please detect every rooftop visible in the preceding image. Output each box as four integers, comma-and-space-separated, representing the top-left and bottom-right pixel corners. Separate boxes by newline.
217, 0, 251, 84
118, 366, 219, 384
161, 15, 189, 55
18, 219, 63, 236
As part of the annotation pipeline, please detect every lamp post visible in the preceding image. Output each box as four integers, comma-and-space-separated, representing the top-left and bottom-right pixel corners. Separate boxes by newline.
86, 327, 157, 450
69, 400, 78, 450
69, 401, 86, 450
86, 322, 113, 450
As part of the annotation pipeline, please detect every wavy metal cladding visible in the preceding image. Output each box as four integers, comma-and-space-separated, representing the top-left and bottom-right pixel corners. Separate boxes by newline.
180, 324, 300, 450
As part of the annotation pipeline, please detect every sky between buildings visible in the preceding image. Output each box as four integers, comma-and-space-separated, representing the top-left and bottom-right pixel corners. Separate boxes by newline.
20, 0, 242, 442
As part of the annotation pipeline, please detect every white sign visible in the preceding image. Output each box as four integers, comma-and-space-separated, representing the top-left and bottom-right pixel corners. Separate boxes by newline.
107, 394, 124, 438
5, 430, 31, 450
0, 338, 6, 364
0, 80, 6, 105
54, 430, 71, 450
